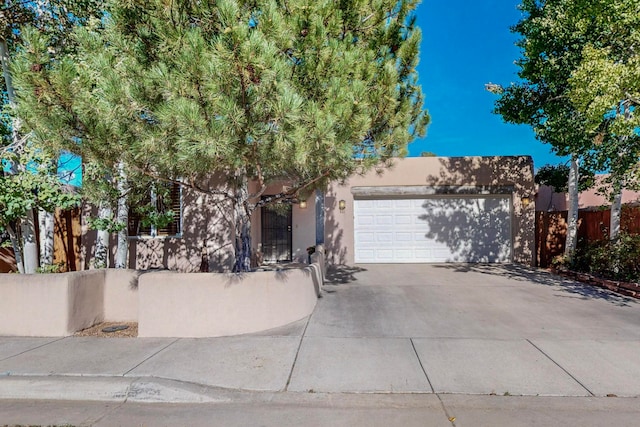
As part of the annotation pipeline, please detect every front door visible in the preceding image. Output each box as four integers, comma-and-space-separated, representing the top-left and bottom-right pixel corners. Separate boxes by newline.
261, 204, 292, 262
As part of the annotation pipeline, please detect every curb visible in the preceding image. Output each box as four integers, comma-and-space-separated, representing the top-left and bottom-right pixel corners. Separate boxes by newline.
0, 375, 233, 404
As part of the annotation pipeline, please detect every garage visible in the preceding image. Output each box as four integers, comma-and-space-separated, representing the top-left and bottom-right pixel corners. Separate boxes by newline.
354, 196, 512, 263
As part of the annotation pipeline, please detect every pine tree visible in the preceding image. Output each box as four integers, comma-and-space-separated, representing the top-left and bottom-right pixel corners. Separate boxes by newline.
14, 0, 429, 271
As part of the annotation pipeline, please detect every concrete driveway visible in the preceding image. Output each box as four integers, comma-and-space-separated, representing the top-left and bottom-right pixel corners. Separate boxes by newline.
290, 264, 640, 396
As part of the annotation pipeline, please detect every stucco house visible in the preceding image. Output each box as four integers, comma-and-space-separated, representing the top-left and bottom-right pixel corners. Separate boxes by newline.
80, 155, 535, 271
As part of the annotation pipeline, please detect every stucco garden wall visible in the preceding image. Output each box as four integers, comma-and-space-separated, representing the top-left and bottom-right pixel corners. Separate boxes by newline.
138, 264, 322, 338
0, 251, 323, 337
0, 270, 105, 336
103, 269, 139, 322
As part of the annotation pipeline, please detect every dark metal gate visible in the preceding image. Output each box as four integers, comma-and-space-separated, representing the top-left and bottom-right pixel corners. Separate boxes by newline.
261, 205, 292, 262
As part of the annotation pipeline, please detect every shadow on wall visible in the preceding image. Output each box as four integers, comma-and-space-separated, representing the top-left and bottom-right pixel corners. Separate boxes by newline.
424, 156, 530, 188
82, 176, 236, 272
418, 197, 512, 262
323, 187, 348, 265
129, 189, 235, 272
424, 157, 535, 265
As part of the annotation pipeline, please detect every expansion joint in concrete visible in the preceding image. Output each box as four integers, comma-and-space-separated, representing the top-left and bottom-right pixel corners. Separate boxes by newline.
526, 339, 595, 397
410, 338, 435, 393
122, 338, 180, 377
0, 337, 66, 363
284, 315, 313, 392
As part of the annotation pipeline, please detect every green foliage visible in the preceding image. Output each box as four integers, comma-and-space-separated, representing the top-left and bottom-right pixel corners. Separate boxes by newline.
137, 208, 175, 230
13, 0, 429, 201
535, 163, 594, 193
568, 1, 640, 139
36, 262, 65, 274
86, 216, 125, 233
0, 146, 80, 231
420, 151, 436, 157
535, 164, 570, 193
492, 0, 640, 183
493, 0, 592, 157
568, 233, 640, 282
0, 0, 103, 46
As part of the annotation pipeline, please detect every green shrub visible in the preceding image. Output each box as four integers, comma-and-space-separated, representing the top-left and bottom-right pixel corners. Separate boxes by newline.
569, 233, 640, 282
36, 263, 65, 274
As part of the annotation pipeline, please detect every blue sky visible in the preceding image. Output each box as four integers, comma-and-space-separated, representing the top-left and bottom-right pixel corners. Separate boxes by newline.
408, 0, 567, 170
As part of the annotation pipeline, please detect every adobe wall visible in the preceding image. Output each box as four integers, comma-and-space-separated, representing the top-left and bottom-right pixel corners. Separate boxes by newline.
0, 270, 104, 336
0, 251, 324, 337
138, 265, 321, 338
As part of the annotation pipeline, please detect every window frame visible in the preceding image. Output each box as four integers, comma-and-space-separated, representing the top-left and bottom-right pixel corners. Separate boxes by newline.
128, 182, 183, 239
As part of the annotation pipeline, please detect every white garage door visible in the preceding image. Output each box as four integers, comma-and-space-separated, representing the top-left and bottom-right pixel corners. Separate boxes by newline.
354, 197, 512, 263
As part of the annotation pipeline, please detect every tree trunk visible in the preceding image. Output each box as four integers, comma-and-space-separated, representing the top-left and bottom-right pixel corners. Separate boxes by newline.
233, 172, 252, 272
6, 222, 24, 274
94, 203, 112, 268
3, 38, 38, 273
114, 162, 128, 269
564, 155, 579, 257
610, 186, 622, 240
609, 102, 630, 241
21, 209, 39, 273
38, 209, 55, 267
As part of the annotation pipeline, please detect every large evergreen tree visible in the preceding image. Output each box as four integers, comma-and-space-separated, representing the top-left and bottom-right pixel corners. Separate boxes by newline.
14, 0, 429, 271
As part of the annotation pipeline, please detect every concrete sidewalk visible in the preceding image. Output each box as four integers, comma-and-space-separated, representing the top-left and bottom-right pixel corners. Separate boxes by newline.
1, 264, 639, 424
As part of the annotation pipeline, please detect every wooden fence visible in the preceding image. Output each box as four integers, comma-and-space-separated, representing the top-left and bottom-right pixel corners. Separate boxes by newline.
0, 208, 82, 273
536, 205, 640, 268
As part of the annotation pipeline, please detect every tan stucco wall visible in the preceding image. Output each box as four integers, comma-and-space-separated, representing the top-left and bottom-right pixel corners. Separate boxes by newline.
138, 266, 321, 338
103, 269, 139, 322
324, 156, 535, 266
0, 270, 104, 337
81, 178, 235, 273
0, 254, 323, 337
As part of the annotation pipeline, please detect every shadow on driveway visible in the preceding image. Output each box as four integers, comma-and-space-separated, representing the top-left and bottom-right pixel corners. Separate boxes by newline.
431, 263, 638, 307
325, 265, 368, 285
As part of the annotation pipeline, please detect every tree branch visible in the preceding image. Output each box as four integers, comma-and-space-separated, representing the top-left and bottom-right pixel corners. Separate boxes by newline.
129, 164, 234, 199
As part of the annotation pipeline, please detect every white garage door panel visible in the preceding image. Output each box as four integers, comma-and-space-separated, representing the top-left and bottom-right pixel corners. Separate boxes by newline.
354, 197, 512, 263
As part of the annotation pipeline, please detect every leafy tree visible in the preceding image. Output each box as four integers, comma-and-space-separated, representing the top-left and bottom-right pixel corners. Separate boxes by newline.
566, 0, 640, 238
1, 0, 101, 272
14, 0, 430, 271
488, 0, 639, 253
568, 1, 640, 141
488, 0, 593, 255
535, 163, 594, 193
0, 146, 79, 273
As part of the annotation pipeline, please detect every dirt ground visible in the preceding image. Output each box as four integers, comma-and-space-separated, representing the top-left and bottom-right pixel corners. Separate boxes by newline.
74, 322, 138, 338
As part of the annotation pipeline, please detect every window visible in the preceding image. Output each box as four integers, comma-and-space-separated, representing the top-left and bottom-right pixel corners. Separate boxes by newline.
128, 182, 182, 237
